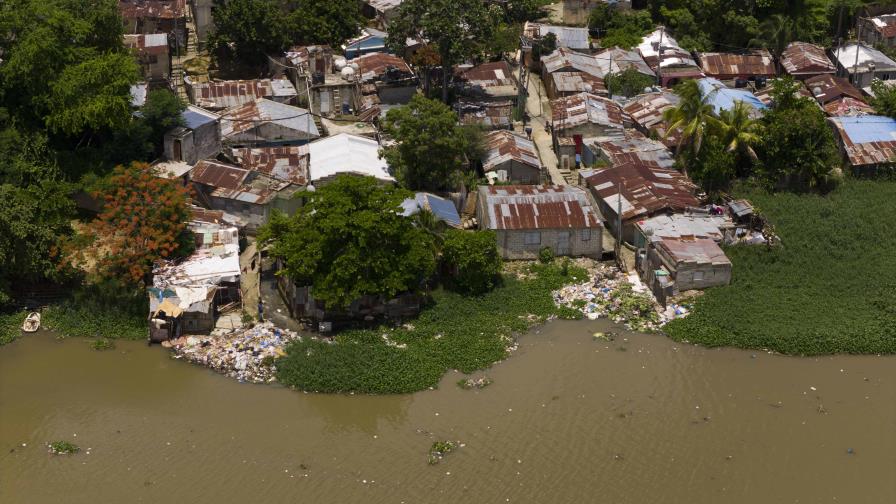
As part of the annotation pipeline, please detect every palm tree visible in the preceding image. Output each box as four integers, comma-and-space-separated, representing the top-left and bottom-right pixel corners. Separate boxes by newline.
714, 101, 762, 163
663, 79, 717, 161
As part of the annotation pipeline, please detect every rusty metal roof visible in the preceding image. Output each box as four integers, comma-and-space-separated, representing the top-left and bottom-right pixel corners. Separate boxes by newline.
482, 131, 540, 172
869, 14, 896, 38
550, 71, 607, 95
478, 185, 602, 230
456, 100, 512, 128
805, 74, 865, 105
457, 61, 518, 98
118, 0, 185, 19
232, 146, 309, 185
285, 45, 332, 67
781, 42, 836, 76
593, 47, 654, 77
590, 132, 675, 170
823, 97, 876, 117
638, 29, 701, 72
551, 92, 626, 131
190, 78, 296, 110
828, 115, 896, 167
583, 162, 699, 222
623, 91, 679, 130
354, 52, 414, 83
190, 160, 250, 190
655, 237, 731, 266
698, 50, 776, 78
753, 80, 814, 106
220, 99, 319, 139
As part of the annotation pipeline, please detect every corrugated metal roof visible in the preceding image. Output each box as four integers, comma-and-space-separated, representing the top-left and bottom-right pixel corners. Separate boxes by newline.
829, 115, 896, 166
583, 162, 699, 222
781, 42, 836, 76
478, 185, 602, 230
354, 52, 414, 83
482, 130, 540, 172
636, 213, 730, 241
190, 78, 296, 110
594, 47, 654, 77
123, 34, 169, 56
697, 78, 767, 117
822, 97, 876, 117
623, 91, 682, 148
457, 61, 518, 98
232, 145, 309, 185
365, 0, 402, 12
638, 29, 701, 71
285, 45, 332, 67
523, 22, 590, 50
551, 71, 607, 95
190, 160, 249, 190
656, 237, 731, 266
805, 74, 865, 105
542, 48, 602, 77
119, 0, 185, 19
220, 99, 319, 139
456, 100, 513, 128
869, 14, 896, 38
698, 50, 776, 78
551, 92, 626, 131
182, 105, 219, 130
590, 133, 675, 170
401, 193, 461, 228
753, 80, 814, 106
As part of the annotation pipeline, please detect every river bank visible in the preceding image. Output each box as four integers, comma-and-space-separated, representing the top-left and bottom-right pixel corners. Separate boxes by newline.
2, 320, 893, 504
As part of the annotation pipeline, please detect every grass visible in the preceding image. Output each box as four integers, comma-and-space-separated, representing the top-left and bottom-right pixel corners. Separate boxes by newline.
664, 179, 896, 355
276, 263, 586, 394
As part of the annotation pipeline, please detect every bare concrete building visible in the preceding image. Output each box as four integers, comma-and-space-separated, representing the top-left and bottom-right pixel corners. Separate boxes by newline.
163, 106, 221, 165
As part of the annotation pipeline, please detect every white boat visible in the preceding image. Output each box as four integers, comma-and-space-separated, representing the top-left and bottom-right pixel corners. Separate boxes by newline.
22, 312, 40, 333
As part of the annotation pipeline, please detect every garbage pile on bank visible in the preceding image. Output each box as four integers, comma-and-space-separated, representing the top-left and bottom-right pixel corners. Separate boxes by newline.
552, 262, 690, 332
167, 322, 302, 383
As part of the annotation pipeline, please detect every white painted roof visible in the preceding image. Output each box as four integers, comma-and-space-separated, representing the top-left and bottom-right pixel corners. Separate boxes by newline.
308, 133, 394, 183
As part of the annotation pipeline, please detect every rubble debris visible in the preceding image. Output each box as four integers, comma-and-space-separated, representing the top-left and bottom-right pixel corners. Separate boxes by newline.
552, 261, 689, 332
168, 322, 304, 383
458, 376, 493, 389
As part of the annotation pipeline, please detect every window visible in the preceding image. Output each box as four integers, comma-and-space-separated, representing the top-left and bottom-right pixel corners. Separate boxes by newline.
524, 231, 541, 245
581, 229, 591, 241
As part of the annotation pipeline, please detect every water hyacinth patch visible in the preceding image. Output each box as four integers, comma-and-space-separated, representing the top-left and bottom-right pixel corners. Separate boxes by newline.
48, 441, 80, 455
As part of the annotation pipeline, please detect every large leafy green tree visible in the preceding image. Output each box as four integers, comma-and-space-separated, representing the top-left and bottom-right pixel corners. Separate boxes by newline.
758, 78, 839, 190
663, 79, 717, 165
440, 230, 502, 295
0, 0, 139, 136
259, 176, 437, 309
387, 0, 494, 103
868, 79, 896, 119
605, 67, 656, 97
286, 0, 362, 48
209, 0, 290, 64
380, 95, 469, 191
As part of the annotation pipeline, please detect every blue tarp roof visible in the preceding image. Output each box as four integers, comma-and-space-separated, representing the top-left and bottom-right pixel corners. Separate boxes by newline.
183, 108, 217, 130
697, 78, 768, 116
830, 115, 896, 144
344, 29, 388, 59
401, 193, 462, 228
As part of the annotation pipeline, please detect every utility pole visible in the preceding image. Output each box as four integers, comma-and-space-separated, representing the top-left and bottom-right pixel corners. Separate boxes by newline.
615, 182, 622, 268
853, 21, 863, 85
655, 26, 665, 86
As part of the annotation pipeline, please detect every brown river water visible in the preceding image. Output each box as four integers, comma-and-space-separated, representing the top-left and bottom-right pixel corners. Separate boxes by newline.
1, 319, 894, 503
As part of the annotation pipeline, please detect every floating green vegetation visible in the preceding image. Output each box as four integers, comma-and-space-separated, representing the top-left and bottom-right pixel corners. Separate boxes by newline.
276, 263, 587, 394
428, 440, 456, 465
0, 310, 27, 346
48, 441, 80, 455
90, 338, 115, 351
665, 180, 896, 355
43, 298, 146, 341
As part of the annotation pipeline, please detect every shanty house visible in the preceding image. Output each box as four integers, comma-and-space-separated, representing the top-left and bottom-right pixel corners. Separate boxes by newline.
308, 133, 394, 186
342, 29, 388, 59
401, 193, 462, 228
124, 33, 170, 83
522, 22, 591, 66
284, 46, 361, 117
828, 115, 896, 172
354, 52, 417, 104
697, 50, 776, 81
805, 74, 868, 109
831, 42, 896, 88
780, 42, 836, 80
641, 237, 732, 302
593, 46, 654, 79
118, 0, 187, 50
481, 131, 541, 184
638, 29, 704, 87
859, 13, 896, 48
550, 92, 627, 159
582, 162, 699, 243
623, 91, 682, 149
187, 78, 297, 111
231, 145, 309, 186
455, 100, 513, 130
361, 0, 403, 27
541, 48, 605, 99
163, 106, 221, 165
456, 61, 519, 102
583, 133, 675, 170
220, 99, 320, 147
476, 185, 603, 260
148, 223, 241, 342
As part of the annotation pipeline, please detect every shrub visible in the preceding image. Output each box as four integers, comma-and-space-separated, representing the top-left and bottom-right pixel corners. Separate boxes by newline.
440, 229, 502, 295
538, 246, 554, 264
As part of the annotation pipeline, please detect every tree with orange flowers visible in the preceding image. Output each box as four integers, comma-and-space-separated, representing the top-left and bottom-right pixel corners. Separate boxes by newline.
71, 162, 194, 288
